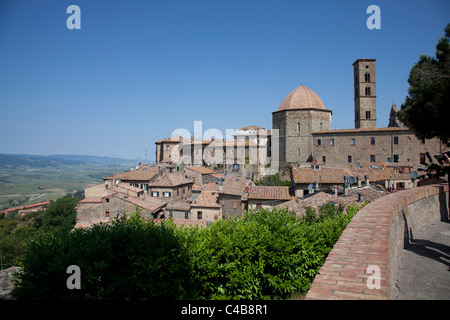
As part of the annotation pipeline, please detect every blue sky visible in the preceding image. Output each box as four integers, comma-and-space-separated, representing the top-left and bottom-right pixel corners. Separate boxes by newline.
0, 0, 448, 161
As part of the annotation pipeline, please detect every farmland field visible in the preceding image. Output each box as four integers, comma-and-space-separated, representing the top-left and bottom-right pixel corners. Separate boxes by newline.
0, 154, 136, 210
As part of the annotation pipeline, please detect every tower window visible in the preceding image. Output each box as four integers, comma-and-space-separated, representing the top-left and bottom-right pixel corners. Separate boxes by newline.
297, 148, 301, 155
370, 155, 376, 162
365, 87, 371, 96
317, 139, 322, 146
350, 138, 356, 145
365, 72, 370, 82
322, 156, 326, 163
394, 136, 399, 145
297, 122, 301, 133
394, 155, 399, 163
348, 155, 352, 163
366, 111, 371, 119
370, 137, 375, 145
330, 139, 335, 146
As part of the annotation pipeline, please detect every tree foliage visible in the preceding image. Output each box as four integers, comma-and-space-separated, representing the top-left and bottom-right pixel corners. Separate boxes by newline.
0, 195, 79, 268
398, 23, 450, 143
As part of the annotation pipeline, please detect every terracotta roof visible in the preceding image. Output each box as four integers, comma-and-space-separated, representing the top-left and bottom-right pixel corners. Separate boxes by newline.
1, 201, 50, 213
192, 182, 220, 191
219, 177, 253, 196
291, 165, 392, 185
237, 125, 265, 131
166, 200, 191, 211
278, 85, 327, 111
155, 136, 185, 144
114, 183, 143, 193
192, 191, 220, 208
248, 186, 292, 201
107, 165, 159, 181
150, 173, 193, 187
185, 166, 214, 174
111, 192, 166, 213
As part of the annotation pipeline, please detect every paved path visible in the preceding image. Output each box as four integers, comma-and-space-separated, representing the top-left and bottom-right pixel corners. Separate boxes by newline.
394, 220, 450, 300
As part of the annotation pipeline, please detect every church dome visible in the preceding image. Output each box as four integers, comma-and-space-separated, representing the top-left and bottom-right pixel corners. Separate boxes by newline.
278, 85, 326, 111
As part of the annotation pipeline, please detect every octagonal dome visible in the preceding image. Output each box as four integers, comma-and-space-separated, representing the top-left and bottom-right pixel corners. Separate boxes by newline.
278, 85, 326, 111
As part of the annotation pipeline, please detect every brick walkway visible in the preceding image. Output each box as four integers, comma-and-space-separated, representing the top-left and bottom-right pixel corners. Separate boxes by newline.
393, 219, 450, 300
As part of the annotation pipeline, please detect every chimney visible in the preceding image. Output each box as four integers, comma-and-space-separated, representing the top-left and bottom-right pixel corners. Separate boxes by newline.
357, 176, 362, 188
365, 175, 370, 186
343, 176, 348, 196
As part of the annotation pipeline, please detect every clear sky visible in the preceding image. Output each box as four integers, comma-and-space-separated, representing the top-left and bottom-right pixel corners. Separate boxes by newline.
0, 0, 449, 161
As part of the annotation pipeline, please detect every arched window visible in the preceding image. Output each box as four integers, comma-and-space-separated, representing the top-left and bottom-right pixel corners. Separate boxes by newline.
365, 86, 371, 96
365, 72, 370, 82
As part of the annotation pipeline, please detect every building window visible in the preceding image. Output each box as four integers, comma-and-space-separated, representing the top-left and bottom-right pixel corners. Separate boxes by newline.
163, 191, 171, 197
365, 72, 370, 82
387, 157, 391, 163
366, 111, 371, 119
105, 198, 109, 203
394, 155, 399, 163
197, 211, 202, 220
370, 155, 376, 162
330, 139, 335, 146
420, 138, 426, 144
348, 155, 352, 163
365, 86, 371, 96
152, 191, 159, 197
105, 211, 110, 217
350, 138, 356, 145
322, 156, 326, 163
297, 148, 301, 155
394, 136, 399, 145
420, 153, 426, 163
317, 139, 322, 146
370, 137, 375, 145
297, 122, 301, 133
185, 212, 189, 219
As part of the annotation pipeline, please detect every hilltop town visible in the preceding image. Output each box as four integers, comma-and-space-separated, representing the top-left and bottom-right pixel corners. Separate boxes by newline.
75, 58, 448, 228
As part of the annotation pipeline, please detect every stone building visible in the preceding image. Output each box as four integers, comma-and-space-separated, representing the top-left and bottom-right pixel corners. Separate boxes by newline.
272, 85, 332, 165
190, 190, 221, 223
246, 186, 293, 210
148, 173, 194, 202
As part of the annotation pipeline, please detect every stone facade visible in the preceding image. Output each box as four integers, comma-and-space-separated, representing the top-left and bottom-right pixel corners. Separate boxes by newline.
272, 108, 332, 165
311, 127, 442, 168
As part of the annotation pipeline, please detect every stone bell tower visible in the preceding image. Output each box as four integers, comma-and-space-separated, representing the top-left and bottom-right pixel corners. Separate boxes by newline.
353, 58, 376, 129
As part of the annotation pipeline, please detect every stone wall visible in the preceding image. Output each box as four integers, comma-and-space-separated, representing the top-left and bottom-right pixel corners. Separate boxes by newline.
311, 128, 441, 168
305, 183, 449, 300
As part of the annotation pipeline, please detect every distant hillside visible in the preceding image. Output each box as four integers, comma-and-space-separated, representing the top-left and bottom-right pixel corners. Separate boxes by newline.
0, 154, 138, 211
0, 154, 136, 168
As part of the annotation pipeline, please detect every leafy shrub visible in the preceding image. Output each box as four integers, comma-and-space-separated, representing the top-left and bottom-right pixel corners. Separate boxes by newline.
14, 213, 192, 300
182, 204, 361, 299
14, 203, 363, 300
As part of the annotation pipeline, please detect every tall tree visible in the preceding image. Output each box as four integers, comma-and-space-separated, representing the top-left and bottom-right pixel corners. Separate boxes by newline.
398, 24, 450, 201
398, 24, 450, 143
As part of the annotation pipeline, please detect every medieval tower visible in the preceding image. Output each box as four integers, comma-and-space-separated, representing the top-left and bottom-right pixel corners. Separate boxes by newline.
353, 58, 376, 129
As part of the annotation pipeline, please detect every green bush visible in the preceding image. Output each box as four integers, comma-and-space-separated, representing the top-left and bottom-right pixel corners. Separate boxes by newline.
14, 203, 363, 300
14, 213, 192, 300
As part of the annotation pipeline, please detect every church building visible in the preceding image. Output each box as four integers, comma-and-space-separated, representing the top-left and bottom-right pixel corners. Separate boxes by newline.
272, 58, 444, 169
